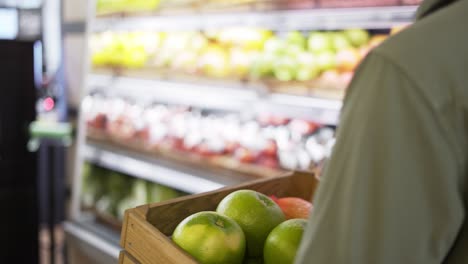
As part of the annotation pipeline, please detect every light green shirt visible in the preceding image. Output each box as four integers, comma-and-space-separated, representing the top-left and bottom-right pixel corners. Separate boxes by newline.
295, 0, 468, 263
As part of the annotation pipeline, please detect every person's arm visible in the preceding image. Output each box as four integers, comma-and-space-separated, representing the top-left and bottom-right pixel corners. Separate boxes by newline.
295, 51, 465, 264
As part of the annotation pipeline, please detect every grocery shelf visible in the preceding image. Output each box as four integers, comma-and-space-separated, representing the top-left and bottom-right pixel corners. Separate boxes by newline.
88, 74, 257, 111
64, 216, 121, 262
83, 140, 256, 194
92, 6, 416, 32
88, 74, 343, 124
258, 93, 342, 124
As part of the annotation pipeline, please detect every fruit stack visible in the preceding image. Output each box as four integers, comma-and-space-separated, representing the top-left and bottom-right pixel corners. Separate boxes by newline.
91, 32, 161, 69
172, 189, 313, 264
96, 0, 316, 15
250, 29, 377, 83
83, 94, 335, 172
90, 28, 391, 96
90, 29, 270, 78
96, 0, 161, 14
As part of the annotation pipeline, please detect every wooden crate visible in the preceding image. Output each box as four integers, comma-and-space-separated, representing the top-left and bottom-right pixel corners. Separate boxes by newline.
119, 251, 141, 264
119, 171, 318, 264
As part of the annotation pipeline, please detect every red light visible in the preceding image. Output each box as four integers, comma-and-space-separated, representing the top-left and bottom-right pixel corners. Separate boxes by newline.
43, 97, 55, 111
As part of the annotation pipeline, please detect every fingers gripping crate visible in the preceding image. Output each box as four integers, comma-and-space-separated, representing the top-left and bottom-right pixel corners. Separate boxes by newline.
119, 171, 318, 264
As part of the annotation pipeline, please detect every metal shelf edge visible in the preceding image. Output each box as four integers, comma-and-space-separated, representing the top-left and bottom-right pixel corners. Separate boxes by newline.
89, 74, 257, 111
64, 221, 121, 260
256, 93, 343, 124
92, 6, 417, 32
83, 143, 226, 194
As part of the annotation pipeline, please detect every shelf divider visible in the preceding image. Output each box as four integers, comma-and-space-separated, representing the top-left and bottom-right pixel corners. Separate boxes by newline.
83, 141, 261, 194
92, 6, 416, 32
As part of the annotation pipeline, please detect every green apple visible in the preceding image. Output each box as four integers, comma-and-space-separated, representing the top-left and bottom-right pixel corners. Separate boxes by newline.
295, 52, 320, 81
344, 29, 370, 47
331, 32, 352, 52
286, 31, 306, 49
316, 51, 337, 71
296, 51, 315, 67
307, 32, 333, 53
296, 66, 320, 81
273, 56, 298, 82
250, 53, 274, 78
264, 37, 287, 55
284, 45, 304, 59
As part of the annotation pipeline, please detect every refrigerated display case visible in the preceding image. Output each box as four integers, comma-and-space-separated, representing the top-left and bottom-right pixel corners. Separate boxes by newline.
65, 1, 418, 263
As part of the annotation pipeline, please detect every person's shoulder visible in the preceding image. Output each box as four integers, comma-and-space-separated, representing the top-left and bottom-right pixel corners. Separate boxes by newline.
371, 0, 468, 98
375, 0, 467, 65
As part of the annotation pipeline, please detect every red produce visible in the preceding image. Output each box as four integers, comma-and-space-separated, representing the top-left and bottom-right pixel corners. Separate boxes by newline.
270, 196, 313, 220
260, 140, 278, 157
234, 147, 257, 163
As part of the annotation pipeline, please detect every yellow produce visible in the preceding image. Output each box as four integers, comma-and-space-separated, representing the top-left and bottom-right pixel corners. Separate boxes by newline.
198, 44, 231, 78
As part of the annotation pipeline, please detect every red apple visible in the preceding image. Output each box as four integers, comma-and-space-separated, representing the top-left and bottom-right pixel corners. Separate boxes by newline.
234, 147, 257, 163
260, 140, 278, 157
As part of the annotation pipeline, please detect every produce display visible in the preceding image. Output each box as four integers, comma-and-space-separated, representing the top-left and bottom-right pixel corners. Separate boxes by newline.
172, 189, 311, 264
90, 28, 392, 96
83, 94, 336, 172
90, 29, 272, 77
96, 0, 262, 14
81, 162, 186, 221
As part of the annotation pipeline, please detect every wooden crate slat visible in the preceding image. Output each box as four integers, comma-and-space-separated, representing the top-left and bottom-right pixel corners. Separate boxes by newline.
122, 211, 198, 264
120, 251, 142, 264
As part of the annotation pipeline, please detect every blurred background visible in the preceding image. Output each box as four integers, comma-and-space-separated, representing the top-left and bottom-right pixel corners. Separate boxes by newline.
0, 0, 420, 263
